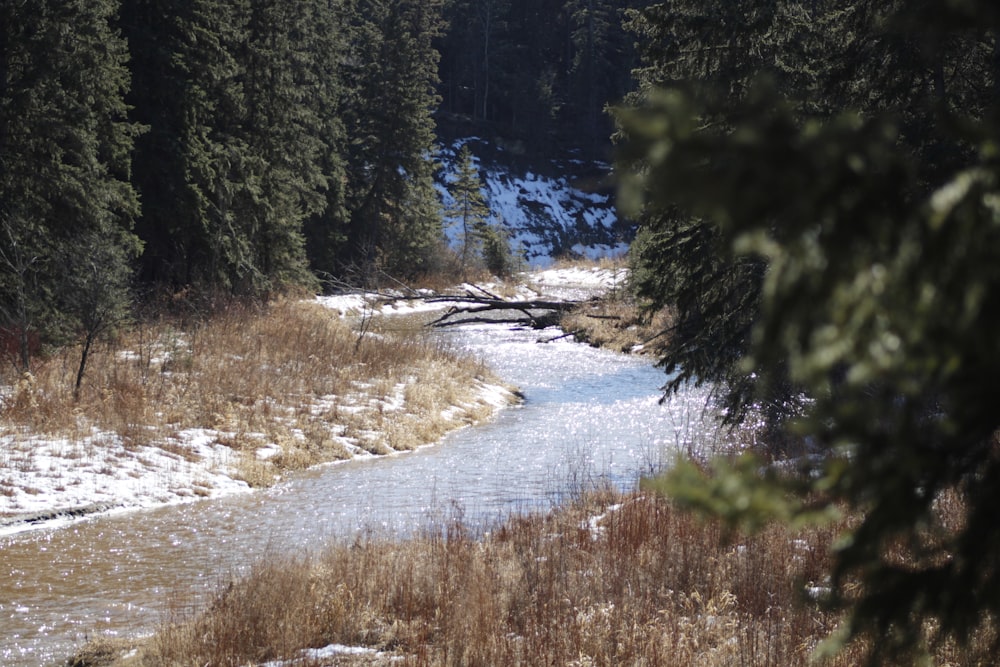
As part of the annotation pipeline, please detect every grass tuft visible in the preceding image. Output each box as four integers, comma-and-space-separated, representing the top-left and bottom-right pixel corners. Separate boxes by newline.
561, 294, 674, 358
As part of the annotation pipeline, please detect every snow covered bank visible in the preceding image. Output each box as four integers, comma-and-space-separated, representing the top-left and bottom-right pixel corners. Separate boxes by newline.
0, 268, 619, 536
0, 428, 250, 536
0, 377, 517, 537
0, 338, 516, 538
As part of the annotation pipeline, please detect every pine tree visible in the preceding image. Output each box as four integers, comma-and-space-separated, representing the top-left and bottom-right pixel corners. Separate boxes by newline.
566, 0, 625, 153
230, 0, 324, 293
123, 0, 328, 295
0, 0, 140, 372
445, 145, 491, 270
621, 0, 1000, 661
121, 0, 250, 290
303, 0, 352, 283
472, 0, 511, 122
620, 0, 996, 428
478, 217, 515, 277
437, 0, 648, 158
619, 0, 806, 425
440, 0, 569, 153
821, 0, 994, 182
340, 0, 446, 279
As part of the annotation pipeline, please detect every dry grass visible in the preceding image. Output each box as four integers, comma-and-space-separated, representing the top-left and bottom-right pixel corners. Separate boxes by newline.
79, 492, 863, 667
80, 491, 995, 667
67, 638, 143, 667
561, 294, 674, 358
547, 254, 629, 272
0, 298, 509, 486
545, 255, 672, 358
64, 464, 996, 667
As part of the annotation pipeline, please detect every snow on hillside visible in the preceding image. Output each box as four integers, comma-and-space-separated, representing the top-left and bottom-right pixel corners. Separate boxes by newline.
437, 137, 632, 265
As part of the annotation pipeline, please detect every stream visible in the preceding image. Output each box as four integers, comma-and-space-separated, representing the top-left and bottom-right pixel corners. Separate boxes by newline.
0, 315, 724, 666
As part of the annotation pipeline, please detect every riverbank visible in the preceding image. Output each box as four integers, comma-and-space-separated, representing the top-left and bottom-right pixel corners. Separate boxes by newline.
0, 267, 625, 536
52, 264, 995, 667
0, 293, 516, 536
69, 490, 862, 667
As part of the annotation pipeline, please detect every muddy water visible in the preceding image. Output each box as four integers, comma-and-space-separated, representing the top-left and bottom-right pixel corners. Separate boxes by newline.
0, 321, 722, 666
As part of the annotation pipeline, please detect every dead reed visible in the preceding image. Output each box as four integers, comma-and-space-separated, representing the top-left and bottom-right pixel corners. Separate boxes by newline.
71, 487, 998, 667
0, 298, 507, 486
561, 294, 674, 358
92, 493, 853, 667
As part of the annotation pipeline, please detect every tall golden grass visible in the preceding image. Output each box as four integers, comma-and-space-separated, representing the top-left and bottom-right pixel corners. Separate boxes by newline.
78, 492, 850, 666
560, 296, 674, 357
0, 298, 507, 487
77, 490, 994, 667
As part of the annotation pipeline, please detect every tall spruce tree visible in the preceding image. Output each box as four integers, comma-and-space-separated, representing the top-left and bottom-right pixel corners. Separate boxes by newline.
445, 145, 491, 270
123, 0, 326, 295
230, 0, 324, 293
472, 0, 511, 122
340, 0, 445, 278
485, 0, 567, 153
566, 0, 628, 153
0, 0, 140, 371
121, 0, 250, 290
302, 0, 352, 282
619, 0, 836, 427
620, 0, 994, 427
620, 0, 1000, 662
821, 0, 995, 182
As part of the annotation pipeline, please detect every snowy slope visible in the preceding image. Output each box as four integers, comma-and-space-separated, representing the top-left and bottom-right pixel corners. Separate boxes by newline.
437, 137, 633, 266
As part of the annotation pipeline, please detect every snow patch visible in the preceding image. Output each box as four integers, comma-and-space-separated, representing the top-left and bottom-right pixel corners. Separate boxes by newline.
260, 643, 381, 667
0, 428, 251, 536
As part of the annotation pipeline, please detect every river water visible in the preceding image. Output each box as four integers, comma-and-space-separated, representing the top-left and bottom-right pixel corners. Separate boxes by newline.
0, 315, 723, 666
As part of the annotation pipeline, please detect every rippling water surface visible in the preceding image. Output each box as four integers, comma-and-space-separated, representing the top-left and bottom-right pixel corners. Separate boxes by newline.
0, 319, 722, 666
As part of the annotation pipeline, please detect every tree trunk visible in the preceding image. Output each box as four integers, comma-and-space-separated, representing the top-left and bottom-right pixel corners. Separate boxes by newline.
18, 326, 30, 373
74, 334, 95, 401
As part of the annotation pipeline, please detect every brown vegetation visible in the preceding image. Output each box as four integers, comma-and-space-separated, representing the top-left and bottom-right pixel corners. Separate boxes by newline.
560, 294, 673, 358
76, 492, 849, 666
74, 489, 995, 667
0, 297, 511, 492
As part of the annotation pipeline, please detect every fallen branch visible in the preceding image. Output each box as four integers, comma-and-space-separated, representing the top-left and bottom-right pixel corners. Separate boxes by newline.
427, 294, 586, 330
539, 330, 581, 344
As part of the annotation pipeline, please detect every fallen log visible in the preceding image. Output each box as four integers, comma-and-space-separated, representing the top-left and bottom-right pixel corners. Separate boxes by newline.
426, 292, 586, 330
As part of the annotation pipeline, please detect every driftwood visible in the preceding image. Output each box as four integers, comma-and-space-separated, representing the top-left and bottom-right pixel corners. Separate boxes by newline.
329, 282, 588, 331
425, 284, 586, 330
